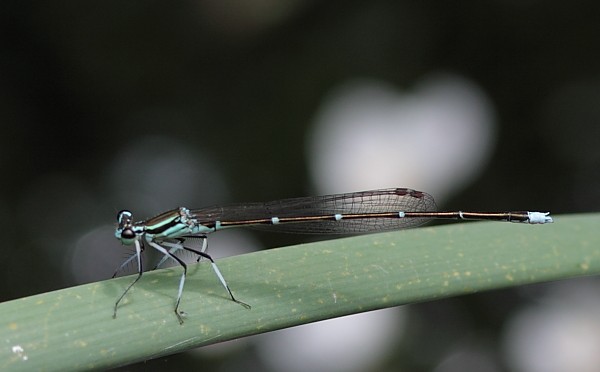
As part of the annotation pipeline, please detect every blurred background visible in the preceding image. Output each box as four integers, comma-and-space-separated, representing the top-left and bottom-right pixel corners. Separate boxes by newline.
2, 1, 600, 371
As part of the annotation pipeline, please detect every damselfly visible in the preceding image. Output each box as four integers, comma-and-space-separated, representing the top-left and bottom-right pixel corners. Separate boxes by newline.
113, 187, 552, 324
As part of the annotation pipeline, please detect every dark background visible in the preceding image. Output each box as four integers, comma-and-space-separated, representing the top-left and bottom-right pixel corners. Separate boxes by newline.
2, 1, 599, 371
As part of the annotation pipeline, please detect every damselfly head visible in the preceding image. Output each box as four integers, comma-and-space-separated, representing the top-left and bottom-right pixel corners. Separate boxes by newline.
115, 210, 137, 244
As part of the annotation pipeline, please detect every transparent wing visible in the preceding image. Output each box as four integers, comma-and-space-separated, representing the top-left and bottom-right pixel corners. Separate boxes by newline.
191, 188, 437, 234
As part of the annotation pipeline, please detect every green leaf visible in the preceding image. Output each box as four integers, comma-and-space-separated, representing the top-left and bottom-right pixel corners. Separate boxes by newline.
1, 213, 598, 371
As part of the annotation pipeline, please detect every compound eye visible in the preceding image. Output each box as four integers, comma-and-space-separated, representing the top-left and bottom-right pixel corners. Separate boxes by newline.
117, 210, 133, 225
121, 228, 136, 240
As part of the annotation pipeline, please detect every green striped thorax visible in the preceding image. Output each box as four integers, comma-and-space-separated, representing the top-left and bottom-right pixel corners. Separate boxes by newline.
115, 207, 210, 245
